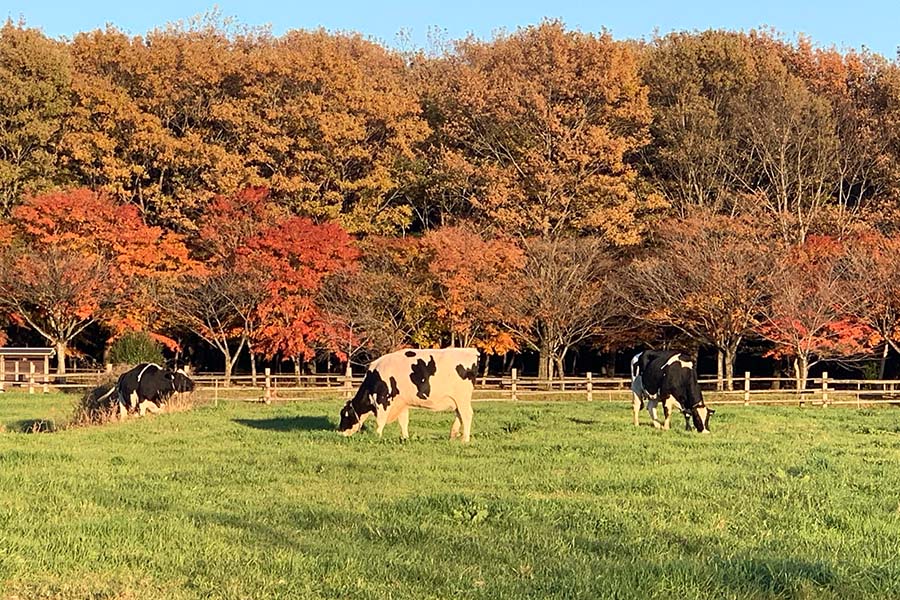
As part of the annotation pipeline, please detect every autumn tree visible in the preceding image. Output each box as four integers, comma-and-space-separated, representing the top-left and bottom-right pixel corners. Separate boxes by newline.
756, 235, 876, 389
842, 230, 900, 378
423, 21, 660, 243
0, 21, 72, 215
422, 225, 523, 356
246, 217, 358, 377
500, 237, 616, 380
0, 188, 191, 373
320, 236, 440, 360
617, 211, 774, 389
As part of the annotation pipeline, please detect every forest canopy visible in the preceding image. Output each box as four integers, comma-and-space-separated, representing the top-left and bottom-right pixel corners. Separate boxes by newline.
2, 17, 900, 389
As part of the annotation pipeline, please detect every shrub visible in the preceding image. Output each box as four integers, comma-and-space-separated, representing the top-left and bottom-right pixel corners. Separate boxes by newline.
71, 380, 119, 426
107, 332, 164, 366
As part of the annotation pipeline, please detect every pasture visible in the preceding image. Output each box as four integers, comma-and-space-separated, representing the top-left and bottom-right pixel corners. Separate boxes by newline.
1, 392, 900, 599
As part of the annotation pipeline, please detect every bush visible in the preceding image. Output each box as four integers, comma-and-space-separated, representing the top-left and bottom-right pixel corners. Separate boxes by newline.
72, 380, 119, 426
107, 332, 164, 366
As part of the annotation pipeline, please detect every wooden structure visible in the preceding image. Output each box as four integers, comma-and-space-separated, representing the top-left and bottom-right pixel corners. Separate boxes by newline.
0, 347, 55, 393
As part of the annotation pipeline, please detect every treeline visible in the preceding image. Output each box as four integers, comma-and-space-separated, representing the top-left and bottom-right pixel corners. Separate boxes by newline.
1, 18, 900, 387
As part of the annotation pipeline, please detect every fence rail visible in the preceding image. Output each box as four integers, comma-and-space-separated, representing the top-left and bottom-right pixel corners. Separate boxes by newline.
4, 366, 900, 408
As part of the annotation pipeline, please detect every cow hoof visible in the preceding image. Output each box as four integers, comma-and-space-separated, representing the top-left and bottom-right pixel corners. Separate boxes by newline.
700, 429, 711, 435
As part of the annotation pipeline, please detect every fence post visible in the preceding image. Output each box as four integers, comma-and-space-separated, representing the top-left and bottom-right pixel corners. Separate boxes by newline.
263, 367, 272, 404
14, 361, 19, 387
743, 371, 751, 406
42, 357, 49, 394
343, 362, 353, 400
511, 368, 518, 402
28, 362, 35, 394
214, 380, 219, 408
586, 372, 593, 402
822, 371, 829, 407
0, 356, 5, 391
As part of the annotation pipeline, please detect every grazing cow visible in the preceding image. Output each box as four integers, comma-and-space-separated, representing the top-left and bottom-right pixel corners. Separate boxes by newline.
631, 350, 714, 432
338, 348, 480, 442
113, 363, 195, 418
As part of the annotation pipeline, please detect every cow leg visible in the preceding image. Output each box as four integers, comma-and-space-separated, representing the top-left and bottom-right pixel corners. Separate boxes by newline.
647, 399, 662, 429
118, 402, 127, 420
632, 392, 642, 426
140, 400, 162, 415
662, 396, 682, 430
457, 402, 474, 443
398, 407, 410, 440
374, 410, 388, 438
450, 413, 462, 439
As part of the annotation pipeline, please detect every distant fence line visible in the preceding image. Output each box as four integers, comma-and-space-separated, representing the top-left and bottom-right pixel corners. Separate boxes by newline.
4, 365, 900, 408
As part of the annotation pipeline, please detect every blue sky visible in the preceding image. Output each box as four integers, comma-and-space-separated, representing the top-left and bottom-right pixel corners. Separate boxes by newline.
2, 0, 898, 59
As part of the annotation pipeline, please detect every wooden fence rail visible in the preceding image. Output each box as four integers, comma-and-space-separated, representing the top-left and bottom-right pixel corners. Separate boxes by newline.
4, 368, 900, 408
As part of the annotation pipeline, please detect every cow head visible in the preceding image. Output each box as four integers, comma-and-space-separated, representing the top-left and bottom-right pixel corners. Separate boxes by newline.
167, 369, 195, 393
688, 404, 715, 433
338, 370, 383, 436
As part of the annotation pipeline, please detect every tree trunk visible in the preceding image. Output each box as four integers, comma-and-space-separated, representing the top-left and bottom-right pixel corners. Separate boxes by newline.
293, 356, 302, 385
878, 342, 889, 380
793, 355, 809, 391
555, 355, 566, 391
55, 340, 67, 376
724, 345, 736, 392
538, 337, 551, 382
223, 349, 233, 387
250, 348, 258, 387
716, 348, 724, 391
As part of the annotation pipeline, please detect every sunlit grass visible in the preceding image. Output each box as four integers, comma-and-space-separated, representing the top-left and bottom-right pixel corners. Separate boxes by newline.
2, 393, 900, 599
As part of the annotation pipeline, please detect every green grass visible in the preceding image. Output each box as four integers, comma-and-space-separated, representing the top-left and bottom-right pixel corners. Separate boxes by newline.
2, 393, 900, 599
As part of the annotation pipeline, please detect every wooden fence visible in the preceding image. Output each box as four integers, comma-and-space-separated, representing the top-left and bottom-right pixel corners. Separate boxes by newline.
4, 366, 900, 408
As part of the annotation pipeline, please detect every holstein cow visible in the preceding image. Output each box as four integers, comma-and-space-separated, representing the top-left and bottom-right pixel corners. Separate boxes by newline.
339, 348, 480, 442
113, 363, 195, 418
631, 350, 714, 432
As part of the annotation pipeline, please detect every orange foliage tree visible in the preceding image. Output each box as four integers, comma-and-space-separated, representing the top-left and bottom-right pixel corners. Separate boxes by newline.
0, 188, 191, 373
246, 217, 359, 377
422, 225, 523, 357
422, 21, 660, 243
756, 235, 877, 389
618, 211, 775, 389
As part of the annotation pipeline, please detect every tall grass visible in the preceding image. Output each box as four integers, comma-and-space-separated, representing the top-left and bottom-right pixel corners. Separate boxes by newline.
1, 395, 899, 599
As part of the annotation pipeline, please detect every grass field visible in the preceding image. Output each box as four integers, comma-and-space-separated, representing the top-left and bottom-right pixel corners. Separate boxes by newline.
2, 392, 900, 599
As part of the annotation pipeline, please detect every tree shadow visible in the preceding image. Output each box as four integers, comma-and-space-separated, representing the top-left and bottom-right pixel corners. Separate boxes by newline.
233, 416, 334, 432
714, 556, 836, 597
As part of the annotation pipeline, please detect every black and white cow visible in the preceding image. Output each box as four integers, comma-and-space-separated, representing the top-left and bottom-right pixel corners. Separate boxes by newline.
114, 363, 195, 418
338, 348, 480, 442
631, 350, 714, 432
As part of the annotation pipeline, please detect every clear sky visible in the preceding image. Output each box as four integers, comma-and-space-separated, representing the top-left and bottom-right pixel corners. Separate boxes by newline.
2, 0, 899, 59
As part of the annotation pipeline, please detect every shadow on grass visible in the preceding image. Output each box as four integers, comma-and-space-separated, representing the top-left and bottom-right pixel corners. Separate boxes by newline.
716, 556, 836, 597
233, 416, 334, 432
9, 419, 58, 433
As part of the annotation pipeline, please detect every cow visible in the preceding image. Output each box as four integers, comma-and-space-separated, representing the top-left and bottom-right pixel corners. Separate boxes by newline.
338, 348, 480, 442
103, 363, 195, 418
631, 350, 714, 433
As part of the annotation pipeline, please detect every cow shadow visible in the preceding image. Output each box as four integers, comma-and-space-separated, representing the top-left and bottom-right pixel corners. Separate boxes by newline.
233, 416, 334, 433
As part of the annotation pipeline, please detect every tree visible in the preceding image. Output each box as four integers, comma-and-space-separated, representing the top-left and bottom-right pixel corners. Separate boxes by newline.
500, 237, 616, 380
0, 188, 191, 373
0, 21, 72, 215
756, 235, 876, 389
424, 21, 659, 243
320, 236, 440, 360
842, 230, 900, 378
246, 216, 359, 376
617, 211, 774, 389
422, 225, 523, 356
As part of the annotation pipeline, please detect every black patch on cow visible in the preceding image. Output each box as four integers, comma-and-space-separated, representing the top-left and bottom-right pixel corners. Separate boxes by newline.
409, 356, 437, 399
389, 376, 400, 399
115, 363, 195, 415
404, 350, 416, 357
455, 362, 477, 382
